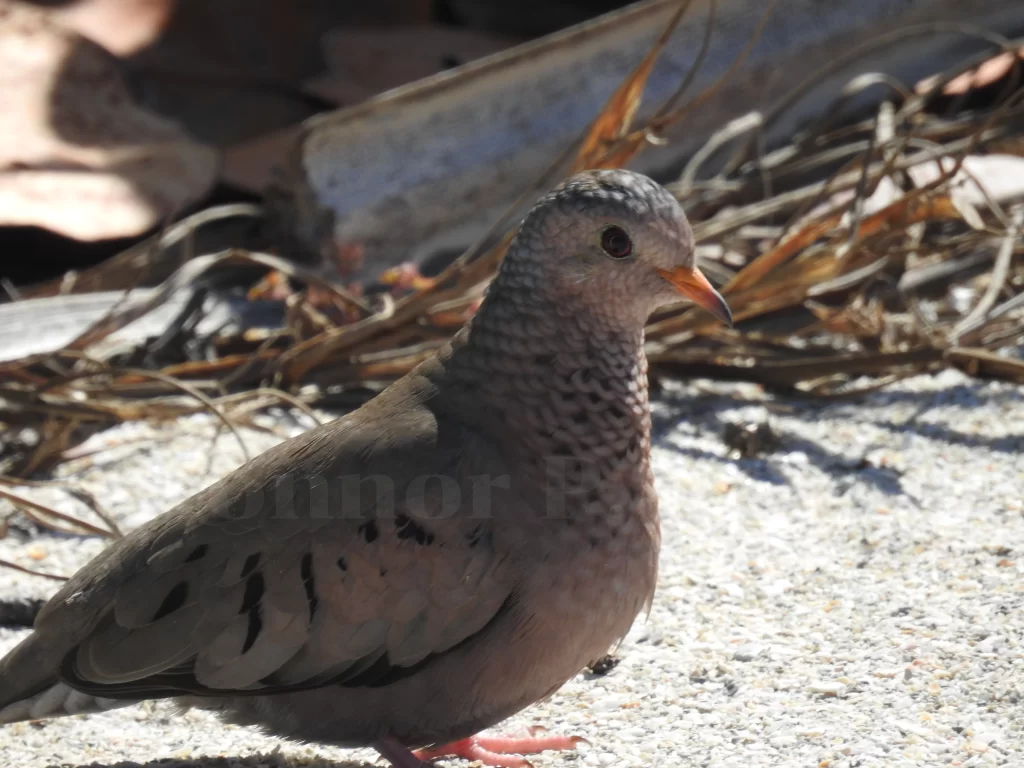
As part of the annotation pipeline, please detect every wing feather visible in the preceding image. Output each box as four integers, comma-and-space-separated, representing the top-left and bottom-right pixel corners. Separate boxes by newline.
51, 404, 519, 700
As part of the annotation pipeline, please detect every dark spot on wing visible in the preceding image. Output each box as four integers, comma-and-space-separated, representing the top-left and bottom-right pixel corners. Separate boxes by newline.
240, 572, 265, 654
358, 521, 379, 543
152, 582, 188, 621
240, 573, 264, 614
241, 553, 261, 577
337, 556, 348, 572
300, 553, 317, 622
395, 514, 435, 546
242, 608, 262, 654
184, 545, 207, 563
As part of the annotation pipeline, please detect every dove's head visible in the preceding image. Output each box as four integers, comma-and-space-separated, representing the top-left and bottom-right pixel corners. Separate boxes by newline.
506, 168, 731, 328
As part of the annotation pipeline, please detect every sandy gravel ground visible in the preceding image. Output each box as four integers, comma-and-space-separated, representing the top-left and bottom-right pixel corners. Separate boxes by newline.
1, 369, 1022, 768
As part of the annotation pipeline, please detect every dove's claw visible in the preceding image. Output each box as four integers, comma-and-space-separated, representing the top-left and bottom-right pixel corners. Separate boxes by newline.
410, 730, 585, 767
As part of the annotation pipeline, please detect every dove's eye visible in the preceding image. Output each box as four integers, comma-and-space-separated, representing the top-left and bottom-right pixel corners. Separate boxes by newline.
600, 226, 632, 259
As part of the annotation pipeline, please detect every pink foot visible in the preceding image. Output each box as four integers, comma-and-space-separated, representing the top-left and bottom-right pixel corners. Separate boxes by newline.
412, 727, 587, 767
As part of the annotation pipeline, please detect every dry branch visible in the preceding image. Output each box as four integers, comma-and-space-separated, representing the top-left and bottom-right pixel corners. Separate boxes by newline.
0, 13, 1022, 479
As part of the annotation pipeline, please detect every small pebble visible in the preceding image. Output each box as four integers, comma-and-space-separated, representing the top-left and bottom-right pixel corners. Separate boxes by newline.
733, 644, 765, 662
807, 681, 846, 697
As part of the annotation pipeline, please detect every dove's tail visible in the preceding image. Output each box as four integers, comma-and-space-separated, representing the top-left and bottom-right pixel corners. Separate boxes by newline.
0, 682, 132, 723
0, 630, 133, 724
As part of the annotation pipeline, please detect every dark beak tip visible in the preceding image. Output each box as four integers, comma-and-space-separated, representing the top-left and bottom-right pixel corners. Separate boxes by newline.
704, 288, 733, 328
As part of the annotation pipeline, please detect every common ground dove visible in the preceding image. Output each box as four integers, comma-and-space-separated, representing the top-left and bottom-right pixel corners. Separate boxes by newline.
0, 169, 731, 767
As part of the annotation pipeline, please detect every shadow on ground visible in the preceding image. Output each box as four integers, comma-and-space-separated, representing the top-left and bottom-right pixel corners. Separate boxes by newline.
58, 754, 371, 768
649, 379, 1023, 498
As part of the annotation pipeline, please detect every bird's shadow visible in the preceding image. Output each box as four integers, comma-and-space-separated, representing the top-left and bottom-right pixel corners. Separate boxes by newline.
863, 383, 1024, 455
649, 379, 1022, 498
54, 754, 371, 768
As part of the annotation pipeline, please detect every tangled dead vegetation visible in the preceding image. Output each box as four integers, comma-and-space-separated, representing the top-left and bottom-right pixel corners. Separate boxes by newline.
1, 5, 1022, 485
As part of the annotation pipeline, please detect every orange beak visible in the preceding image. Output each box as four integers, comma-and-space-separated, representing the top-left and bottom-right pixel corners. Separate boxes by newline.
656, 266, 733, 326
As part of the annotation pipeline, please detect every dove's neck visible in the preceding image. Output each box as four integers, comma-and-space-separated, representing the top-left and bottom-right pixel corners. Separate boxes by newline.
438, 280, 652, 484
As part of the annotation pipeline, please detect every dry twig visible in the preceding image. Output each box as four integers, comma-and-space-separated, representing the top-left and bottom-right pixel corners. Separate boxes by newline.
0, 18, 1022, 478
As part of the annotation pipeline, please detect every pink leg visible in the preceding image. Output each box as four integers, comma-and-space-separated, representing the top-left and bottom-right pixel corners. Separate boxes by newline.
412, 727, 586, 767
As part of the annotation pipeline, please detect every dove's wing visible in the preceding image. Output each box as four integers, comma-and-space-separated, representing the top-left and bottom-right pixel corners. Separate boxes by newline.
12, 394, 518, 702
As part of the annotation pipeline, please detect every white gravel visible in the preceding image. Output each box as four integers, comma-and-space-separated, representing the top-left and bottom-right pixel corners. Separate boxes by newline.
2, 369, 1022, 768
